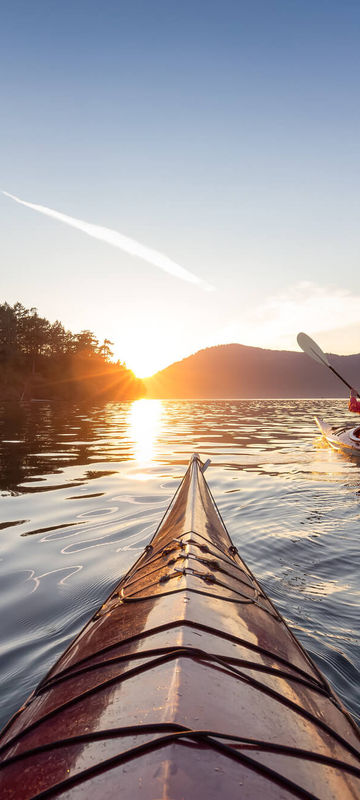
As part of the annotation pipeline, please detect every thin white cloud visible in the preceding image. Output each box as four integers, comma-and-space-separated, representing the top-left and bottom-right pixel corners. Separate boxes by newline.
2, 190, 213, 290
217, 282, 360, 352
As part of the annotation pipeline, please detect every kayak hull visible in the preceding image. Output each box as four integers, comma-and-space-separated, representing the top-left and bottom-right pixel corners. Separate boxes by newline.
315, 416, 360, 455
0, 454, 359, 798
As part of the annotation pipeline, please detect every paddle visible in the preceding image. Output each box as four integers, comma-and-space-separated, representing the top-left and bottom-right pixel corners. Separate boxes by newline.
297, 332, 360, 397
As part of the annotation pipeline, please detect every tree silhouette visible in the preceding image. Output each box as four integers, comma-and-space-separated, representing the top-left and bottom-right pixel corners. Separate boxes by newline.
0, 302, 145, 401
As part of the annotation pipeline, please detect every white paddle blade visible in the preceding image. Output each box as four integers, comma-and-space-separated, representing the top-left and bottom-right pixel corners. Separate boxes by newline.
297, 332, 330, 367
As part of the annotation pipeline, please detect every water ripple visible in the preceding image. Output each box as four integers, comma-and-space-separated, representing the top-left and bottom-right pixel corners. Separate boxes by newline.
0, 398, 359, 727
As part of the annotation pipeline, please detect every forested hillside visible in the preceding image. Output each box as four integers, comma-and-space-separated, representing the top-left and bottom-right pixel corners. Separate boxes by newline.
0, 302, 144, 401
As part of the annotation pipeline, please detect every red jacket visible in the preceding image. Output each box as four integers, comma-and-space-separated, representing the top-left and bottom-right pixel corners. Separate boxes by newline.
349, 393, 360, 413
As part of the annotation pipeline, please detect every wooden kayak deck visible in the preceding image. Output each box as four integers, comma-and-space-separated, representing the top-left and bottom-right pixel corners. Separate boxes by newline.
0, 453, 359, 799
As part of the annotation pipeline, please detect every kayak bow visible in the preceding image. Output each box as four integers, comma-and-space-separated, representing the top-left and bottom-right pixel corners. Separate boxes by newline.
0, 454, 359, 799
315, 416, 360, 456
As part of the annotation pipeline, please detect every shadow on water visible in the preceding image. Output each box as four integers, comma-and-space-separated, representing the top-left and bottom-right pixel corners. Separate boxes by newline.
0, 398, 359, 728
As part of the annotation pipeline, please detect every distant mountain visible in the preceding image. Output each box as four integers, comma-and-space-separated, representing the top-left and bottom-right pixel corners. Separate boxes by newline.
144, 343, 360, 398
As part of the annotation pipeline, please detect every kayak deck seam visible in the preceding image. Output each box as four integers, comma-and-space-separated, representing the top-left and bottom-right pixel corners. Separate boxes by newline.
1, 726, 359, 800
1, 643, 360, 765
2, 724, 360, 777
38, 618, 326, 688
34, 646, 331, 699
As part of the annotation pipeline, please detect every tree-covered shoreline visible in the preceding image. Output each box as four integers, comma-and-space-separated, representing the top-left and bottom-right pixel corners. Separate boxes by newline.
0, 302, 145, 401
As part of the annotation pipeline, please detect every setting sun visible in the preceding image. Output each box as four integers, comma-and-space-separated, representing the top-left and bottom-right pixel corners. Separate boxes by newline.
127, 353, 159, 379
116, 338, 177, 379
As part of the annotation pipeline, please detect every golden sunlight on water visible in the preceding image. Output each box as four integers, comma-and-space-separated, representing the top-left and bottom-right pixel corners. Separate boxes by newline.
129, 399, 163, 468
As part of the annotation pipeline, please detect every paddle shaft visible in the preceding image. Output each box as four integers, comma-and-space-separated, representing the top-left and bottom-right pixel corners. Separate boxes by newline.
298, 333, 360, 397
327, 364, 360, 397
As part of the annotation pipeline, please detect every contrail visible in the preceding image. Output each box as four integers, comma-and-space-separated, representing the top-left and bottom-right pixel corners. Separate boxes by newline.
2, 190, 213, 290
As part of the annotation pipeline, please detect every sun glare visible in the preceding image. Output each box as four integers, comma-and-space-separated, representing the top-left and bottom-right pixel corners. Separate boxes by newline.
118, 338, 174, 378
122, 349, 161, 379
129, 399, 163, 465
133, 362, 155, 379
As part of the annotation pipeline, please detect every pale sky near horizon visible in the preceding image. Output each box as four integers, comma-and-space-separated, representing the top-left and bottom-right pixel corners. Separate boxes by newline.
1, 1, 360, 376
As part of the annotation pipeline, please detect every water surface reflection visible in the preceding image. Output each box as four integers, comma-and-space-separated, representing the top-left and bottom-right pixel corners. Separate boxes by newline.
0, 399, 359, 728
129, 398, 163, 468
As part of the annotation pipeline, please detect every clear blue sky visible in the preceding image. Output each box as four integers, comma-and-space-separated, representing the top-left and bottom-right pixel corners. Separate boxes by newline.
1, 0, 360, 374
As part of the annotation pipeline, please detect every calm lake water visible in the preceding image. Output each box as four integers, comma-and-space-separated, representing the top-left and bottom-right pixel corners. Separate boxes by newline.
0, 399, 359, 729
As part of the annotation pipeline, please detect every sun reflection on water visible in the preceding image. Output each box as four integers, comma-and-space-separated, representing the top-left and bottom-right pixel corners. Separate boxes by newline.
129, 399, 163, 469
